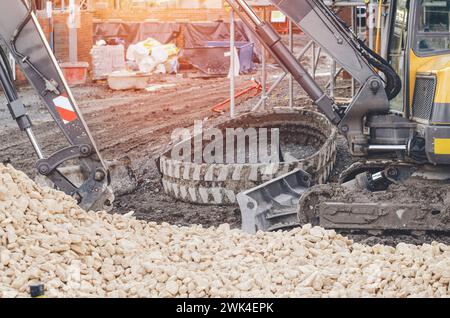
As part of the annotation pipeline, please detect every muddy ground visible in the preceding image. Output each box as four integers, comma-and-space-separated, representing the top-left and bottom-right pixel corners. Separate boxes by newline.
1, 34, 344, 228
4, 34, 442, 245
1, 76, 349, 222
2, 70, 342, 228
0, 81, 344, 224
0, 74, 252, 227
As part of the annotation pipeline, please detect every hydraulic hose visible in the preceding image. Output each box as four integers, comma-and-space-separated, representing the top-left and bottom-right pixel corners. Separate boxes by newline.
357, 38, 402, 100
0, 46, 14, 83
310, 0, 402, 100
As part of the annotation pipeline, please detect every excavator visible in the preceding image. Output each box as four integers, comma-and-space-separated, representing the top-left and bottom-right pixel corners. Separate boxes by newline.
1, 0, 450, 234
231, 0, 450, 234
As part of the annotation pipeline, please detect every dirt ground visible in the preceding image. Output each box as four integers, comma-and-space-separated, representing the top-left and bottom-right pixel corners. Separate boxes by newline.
0, 74, 250, 227
3, 35, 448, 246
1, 34, 341, 227
2, 72, 339, 222
1, 73, 344, 228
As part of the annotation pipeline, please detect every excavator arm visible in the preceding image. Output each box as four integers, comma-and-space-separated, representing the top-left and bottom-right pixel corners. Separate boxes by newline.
231, 0, 437, 234
227, 0, 401, 156
0, 0, 112, 211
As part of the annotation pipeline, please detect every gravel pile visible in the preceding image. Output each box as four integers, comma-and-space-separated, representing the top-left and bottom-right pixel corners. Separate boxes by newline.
0, 164, 449, 298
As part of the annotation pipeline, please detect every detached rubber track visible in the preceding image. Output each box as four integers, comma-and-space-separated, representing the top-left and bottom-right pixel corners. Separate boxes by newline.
159, 108, 338, 205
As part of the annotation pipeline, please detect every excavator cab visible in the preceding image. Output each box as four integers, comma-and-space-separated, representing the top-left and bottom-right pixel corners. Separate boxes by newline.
388, 0, 409, 113
389, 0, 450, 120
388, 0, 450, 163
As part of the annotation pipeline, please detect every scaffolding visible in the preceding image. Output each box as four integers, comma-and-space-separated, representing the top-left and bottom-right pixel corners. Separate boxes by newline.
227, 1, 382, 118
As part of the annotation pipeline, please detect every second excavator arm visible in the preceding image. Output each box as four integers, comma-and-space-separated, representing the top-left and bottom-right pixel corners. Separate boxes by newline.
0, 0, 113, 211
227, 0, 401, 156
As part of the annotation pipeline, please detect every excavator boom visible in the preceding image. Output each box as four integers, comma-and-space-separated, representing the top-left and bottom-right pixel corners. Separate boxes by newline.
226, 0, 402, 157
0, 0, 113, 211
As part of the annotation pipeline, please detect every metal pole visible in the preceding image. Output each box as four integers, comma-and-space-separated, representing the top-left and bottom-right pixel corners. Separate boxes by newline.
325, 66, 343, 89
69, 33, 78, 64
69, 0, 77, 64
351, 6, 356, 97
252, 72, 285, 112
330, 60, 336, 98
261, 8, 267, 110
311, 42, 316, 80
46, 1, 54, 52
380, 2, 387, 58
235, 0, 261, 25
375, 0, 383, 55
8, 53, 16, 81
25, 129, 44, 159
368, 1, 374, 50
314, 47, 321, 73
252, 40, 314, 112
0, 56, 44, 159
368, 145, 407, 151
230, 9, 236, 118
288, 19, 294, 108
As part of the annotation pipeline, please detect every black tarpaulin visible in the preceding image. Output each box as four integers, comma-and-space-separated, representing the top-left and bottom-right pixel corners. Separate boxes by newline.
182, 42, 255, 75
93, 21, 261, 75
181, 21, 262, 61
93, 22, 181, 47
182, 22, 247, 48
93, 21, 261, 59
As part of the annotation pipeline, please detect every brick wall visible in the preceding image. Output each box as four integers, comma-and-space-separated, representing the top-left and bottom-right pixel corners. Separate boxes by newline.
36, 11, 94, 65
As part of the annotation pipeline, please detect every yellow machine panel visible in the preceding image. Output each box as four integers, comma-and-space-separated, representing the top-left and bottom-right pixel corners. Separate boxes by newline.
410, 51, 450, 109
434, 138, 450, 155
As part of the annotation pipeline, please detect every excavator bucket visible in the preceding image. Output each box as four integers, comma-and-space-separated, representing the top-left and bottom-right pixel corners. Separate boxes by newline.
237, 169, 311, 234
105, 157, 138, 197
35, 157, 137, 211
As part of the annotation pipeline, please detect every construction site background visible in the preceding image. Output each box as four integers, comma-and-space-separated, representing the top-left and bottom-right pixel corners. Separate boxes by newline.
11, 2, 278, 83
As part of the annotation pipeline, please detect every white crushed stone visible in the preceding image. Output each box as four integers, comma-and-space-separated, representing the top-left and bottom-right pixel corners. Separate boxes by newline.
0, 164, 449, 298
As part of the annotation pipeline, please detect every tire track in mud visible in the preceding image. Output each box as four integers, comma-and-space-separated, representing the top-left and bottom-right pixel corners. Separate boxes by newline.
0, 76, 245, 175
81, 78, 248, 172
0, 76, 250, 229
